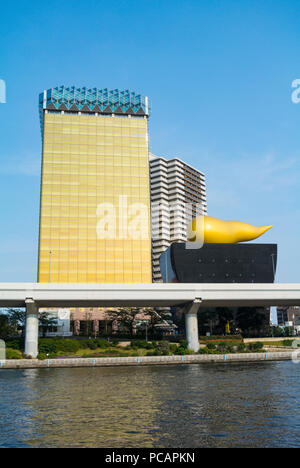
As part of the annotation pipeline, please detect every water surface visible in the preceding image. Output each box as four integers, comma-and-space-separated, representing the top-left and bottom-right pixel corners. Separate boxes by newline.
0, 361, 299, 448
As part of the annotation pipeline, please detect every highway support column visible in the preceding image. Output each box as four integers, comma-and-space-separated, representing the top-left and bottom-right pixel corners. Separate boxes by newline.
25, 298, 39, 358
184, 299, 201, 352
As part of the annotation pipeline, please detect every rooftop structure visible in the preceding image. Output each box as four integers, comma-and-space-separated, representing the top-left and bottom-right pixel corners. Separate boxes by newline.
39, 86, 151, 132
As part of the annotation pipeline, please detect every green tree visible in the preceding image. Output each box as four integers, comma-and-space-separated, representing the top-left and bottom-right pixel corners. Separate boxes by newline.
6, 309, 26, 336
215, 307, 235, 335
0, 314, 14, 339
106, 307, 172, 337
272, 326, 284, 337
39, 312, 57, 338
5, 308, 59, 339
197, 309, 219, 335
284, 326, 294, 337
236, 307, 269, 337
145, 307, 173, 336
107, 308, 142, 335
84, 311, 93, 337
197, 308, 234, 336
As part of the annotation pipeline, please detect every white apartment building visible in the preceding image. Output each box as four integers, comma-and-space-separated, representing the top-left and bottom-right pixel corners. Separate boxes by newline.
150, 153, 207, 282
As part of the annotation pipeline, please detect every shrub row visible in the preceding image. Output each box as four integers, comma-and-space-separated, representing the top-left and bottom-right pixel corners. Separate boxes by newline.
5, 338, 267, 360
5, 338, 24, 351
199, 335, 243, 342
38, 338, 118, 356
131, 340, 184, 356
282, 340, 294, 347
5, 348, 23, 359
199, 341, 264, 354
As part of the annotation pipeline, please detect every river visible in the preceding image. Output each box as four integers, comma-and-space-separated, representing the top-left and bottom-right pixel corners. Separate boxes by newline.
0, 361, 299, 448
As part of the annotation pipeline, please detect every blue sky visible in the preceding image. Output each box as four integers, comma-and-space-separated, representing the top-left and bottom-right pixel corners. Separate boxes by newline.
0, 0, 300, 284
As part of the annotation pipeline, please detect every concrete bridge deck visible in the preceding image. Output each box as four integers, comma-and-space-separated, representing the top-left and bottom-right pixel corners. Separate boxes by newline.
1, 282, 300, 358
1, 282, 300, 308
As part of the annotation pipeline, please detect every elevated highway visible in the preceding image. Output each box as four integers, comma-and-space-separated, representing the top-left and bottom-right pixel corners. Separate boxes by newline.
1, 282, 300, 357
1, 282, 300, 308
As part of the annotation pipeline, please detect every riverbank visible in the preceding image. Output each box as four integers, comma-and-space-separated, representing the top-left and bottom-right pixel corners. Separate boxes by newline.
0, 351, 297, 369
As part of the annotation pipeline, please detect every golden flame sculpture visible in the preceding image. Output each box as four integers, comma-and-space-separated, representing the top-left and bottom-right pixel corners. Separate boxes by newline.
188, 216, 272, 244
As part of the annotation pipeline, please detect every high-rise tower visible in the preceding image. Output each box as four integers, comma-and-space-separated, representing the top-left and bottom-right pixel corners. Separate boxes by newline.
38, 86, 152, 283
150, 153, 207, 282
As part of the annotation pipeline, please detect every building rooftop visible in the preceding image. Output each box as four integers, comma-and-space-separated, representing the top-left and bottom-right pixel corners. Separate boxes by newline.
39, 86, 151, 132
149, 153, 205, 177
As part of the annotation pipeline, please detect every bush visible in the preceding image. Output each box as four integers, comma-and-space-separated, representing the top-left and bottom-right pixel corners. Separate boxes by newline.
38, 339, 58, 354
206, 343, 216, 350
156, 341, 170, 355
181, 348, 195, 355
284, 327, 294, 337
283, 340, 294, 347
217, 342, 234, 353
179, 340, 188, 349
5, 348, 22, 360
175, 346, 185, 355
39, 338, 86, 355
58, 339, 81, 353
130, 340, 155, 350
131, 340, 149, 349
175, 346, 194, 355
145, 342, 155, 350
199, 335, 242, 342
237, 343, 246, 352
248, 342, 264, 351
169, 343, 178, 354
6, 338, 24, 351
95, 339, 110, 349
204, 346, 219, 354
198, 347, 210, 354
225, 343, 235, 353
37, 353, 47, 360
87, 340, 98, 350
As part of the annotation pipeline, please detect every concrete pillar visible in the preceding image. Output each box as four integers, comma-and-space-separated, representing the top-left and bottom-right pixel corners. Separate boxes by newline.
184, 300, 201, 352
25, 298, 39, 358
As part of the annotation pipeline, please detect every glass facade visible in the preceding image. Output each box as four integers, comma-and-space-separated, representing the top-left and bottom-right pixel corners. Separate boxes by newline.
38, 110, 152, 283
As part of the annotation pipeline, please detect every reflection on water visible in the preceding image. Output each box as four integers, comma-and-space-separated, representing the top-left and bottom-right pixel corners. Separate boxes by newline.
0, 362, 300, 448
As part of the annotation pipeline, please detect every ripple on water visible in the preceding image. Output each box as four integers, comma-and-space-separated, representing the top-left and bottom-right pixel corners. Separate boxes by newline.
0, 361, 300, 447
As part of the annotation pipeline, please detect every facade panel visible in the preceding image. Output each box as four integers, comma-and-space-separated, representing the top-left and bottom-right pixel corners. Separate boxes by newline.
38, 110, 152, 283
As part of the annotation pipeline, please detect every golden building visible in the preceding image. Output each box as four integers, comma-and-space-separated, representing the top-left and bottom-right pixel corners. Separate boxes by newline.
38, 87, 152, 283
